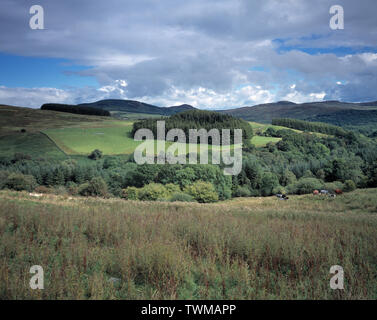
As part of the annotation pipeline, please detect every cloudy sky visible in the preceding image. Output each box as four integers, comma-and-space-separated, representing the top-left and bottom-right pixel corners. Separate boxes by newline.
0, 0, 376, 109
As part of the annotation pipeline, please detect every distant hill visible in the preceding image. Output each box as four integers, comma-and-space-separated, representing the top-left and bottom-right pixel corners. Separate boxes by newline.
307, 109, 377, 127
218, 100, 377, 123
167, 104, 196, 114
357, 101, 377, 107
78, 99, 196, 116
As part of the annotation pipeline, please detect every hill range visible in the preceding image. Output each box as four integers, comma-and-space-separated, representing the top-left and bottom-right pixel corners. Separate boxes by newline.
79, 100, 196, 118
77, 99, 377, 125
217, 100, 377, 123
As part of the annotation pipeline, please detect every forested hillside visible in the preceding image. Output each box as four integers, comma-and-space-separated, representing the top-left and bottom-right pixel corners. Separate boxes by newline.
219, 100, 377, 123
306, 109, 377, 136
272, 118, 351, 137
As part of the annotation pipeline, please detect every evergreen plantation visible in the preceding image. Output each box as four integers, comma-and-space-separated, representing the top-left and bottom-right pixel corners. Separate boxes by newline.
41, 103, 111, 117
132, 110, 254, 148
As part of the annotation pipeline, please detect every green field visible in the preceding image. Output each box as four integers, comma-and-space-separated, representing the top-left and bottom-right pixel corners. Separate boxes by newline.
43, 123, 277, 155
43, 122, 139, 155
248, 121, 327, 137
251, 136, 282, 147
0, 132, 67, 160
249, 121, 292, 133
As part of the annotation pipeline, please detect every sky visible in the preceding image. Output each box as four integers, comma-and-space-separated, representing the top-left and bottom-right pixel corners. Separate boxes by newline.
0, 0, 376, 109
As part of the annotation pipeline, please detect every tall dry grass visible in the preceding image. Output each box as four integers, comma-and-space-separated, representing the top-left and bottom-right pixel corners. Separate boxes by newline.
0, 189, 376, 299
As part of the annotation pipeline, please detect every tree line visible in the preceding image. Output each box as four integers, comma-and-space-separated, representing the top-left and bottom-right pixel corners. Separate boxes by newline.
41, 104, 111, 117
272, 118, 352, 138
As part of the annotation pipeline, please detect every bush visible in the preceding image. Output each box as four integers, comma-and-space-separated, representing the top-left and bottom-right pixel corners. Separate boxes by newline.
323, 181, 344, 193
273, 185, 286, 195
34, 185, 53, 194
5, 173, 37, 192
165, 183, 181, 194
79, 177, 108, 197
0, 170, 10, 189
53, 186, 68, 196
66, 181, 79, 195
169, 192, 195, 202
12, 153, 32, 163
88, 149, 103, 160
288, 178, 323, 195
259, 172, 280, 196
138, 183, 169, 201
122, 186, 140, 200
344, 180, 356, 192
234, 185, 252, 197
280, 170, 297, 186
184, 181, 219, 203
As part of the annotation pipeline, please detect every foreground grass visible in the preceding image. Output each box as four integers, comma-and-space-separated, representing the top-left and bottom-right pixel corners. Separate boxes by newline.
1, 189, 376, 300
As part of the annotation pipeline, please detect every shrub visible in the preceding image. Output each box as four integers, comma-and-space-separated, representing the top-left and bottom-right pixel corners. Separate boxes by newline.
12, 153, 32, 163
5, 173, 37, 192
79, 177, 108, 197
169, 192, 195, 202
34, 185, 53, 194
280, 170, 297, 186
234, 185, 252, 197
0, 170, 10, 189
122, 186, 140, 200
66, 181, 79, 195
78, 183, 90, 195
165, 183, 181, 194
184, 181, 219, 203
138, 183, 169, 201
273, 185, 286, 195
259, 172, 280, 196
88, 149, 103, 160
323, 181, 344, 193
288, 178, 323, 195
344, 180, 356, 192
53, 186, 68, 196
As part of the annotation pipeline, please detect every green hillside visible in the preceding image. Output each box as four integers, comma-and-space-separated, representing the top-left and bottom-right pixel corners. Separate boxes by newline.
1, 105, 281, 157
0, 104, 113, 137
78, 99, 195, 116
219, 100, 377, 123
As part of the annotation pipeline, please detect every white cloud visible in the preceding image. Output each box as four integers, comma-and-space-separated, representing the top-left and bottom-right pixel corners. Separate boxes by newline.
0, 80, 326, 109
0, 86, 73, 108
281, 88, 326, 104
0, 0, 377, 105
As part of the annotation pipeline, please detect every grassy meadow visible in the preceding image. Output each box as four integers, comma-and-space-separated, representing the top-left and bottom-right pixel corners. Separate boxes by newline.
1, 188, 376, 300
43, 121, 279, 155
